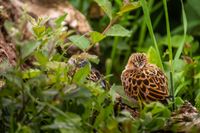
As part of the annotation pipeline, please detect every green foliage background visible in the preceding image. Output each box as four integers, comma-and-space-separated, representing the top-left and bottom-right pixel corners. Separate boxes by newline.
1, 0, 200, 132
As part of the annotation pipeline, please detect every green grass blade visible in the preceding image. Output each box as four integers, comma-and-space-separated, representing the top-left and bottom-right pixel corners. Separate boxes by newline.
140, 0, 163, 70
153, 12, 163, 30
163, 0, 174, 109
138, 20, 147, 47
174, 0, 187, 61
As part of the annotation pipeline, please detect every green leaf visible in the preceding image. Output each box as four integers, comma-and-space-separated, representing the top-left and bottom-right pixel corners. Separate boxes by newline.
109, 85, 136, 108
83, 53, 100, 64
16, 124, 32, 133
195, 93, 200, 110
0, 60, 11, 71
174, 80, 190, 96
108, 84, 118, 102
94, 104, 114, 128
105, 24, 131, 37
73, 63, 91, 84
4, 20, 16, 37
140, 0, 163, 70
174, 0, 187, 60
34, 51, 49, 66
173, 59, 186, 72
42, 113, 82, 133
174, 97, 184, 107
94, 0, 112, 20
4, 74, 23, 88
159, 35, 193, 48
140, 102, 171, 131
195, 72, 200, 79
32, 25, 46, 38
46, 61, 68, 71
21, 41, 41, 59
55, 13, 67, 27
187, 0, 200, 17
105, 58, 112, 77
117, 1, 141, 15
146, 118, 165, 131
89, 31, 106, 43
68, 35, 90, 51
142, 102, 171, 118
147, 47, 163, 69
22, 69, 42, 79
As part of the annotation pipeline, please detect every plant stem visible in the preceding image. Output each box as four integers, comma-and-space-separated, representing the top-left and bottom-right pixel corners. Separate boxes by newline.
174, 0, 187, 61
170, 71, 175, 110
163, 0, 175, 110
105, 37, 119, 81
86, 16, 119, 52
140, 0, 164, 70
102, 16, 119, 34
111, 37, 119, 61
138, 20, 147, 48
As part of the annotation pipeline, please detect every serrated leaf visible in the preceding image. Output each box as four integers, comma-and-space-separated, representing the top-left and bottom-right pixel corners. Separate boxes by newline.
21, 41, 41, 59
117, 1, 141, 15
73, 63, 91, 84
68, 35, 90, 51
94, 0, 112, 20
90, 31, 106, 43
105, 24, 131, 37
55, 13, 67, 27
147, 47, 163, 69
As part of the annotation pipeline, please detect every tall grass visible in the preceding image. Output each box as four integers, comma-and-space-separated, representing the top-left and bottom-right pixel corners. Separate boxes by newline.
140, 0, 188, 110
106, 37, 119, 81
140, 0, 164, 70
162, 0, 175, 109
140, 0, 175, 109
174, 0, 187, 60
163, 0, 187, 109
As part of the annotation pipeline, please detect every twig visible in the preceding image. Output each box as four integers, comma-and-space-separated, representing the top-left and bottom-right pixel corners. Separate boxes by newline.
102, 16, 119, 34
87, 16, 120, 52
170, 71, 175, 110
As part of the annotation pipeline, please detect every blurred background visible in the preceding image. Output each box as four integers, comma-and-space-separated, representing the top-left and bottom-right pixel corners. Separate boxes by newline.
1, 0, 200, 132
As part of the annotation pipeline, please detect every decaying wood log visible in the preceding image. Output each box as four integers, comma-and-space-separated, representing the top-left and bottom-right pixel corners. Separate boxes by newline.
12, 0, 92, 34
0, 0, 99, 69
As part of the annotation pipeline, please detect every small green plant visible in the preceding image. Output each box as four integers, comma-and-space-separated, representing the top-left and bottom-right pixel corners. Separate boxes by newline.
1, 0, 200, 132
